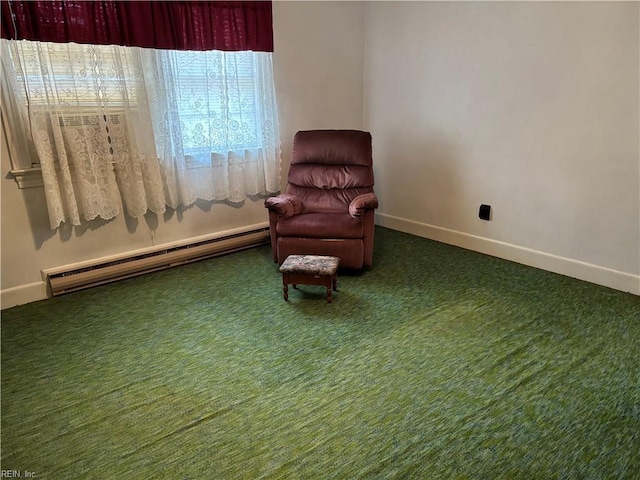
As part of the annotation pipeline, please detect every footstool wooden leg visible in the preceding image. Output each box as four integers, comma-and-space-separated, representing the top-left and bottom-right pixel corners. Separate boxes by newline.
283, 283, 288, 301
325, 275, 333, 303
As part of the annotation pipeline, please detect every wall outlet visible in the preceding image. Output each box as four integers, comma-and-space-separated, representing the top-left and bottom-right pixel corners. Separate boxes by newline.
479, 204, 491, 221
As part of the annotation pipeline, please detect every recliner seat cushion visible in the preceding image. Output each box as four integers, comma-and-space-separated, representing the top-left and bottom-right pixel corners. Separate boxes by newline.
276, 213, 364, 239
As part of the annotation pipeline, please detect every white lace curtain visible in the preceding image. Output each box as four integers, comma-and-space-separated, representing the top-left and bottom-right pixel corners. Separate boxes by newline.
1, 39, 281, 229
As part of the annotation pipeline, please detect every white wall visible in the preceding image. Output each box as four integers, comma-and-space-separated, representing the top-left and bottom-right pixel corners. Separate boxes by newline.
365, 1, 640, 294
0, 1, 365, 308
273, 1, 365, 185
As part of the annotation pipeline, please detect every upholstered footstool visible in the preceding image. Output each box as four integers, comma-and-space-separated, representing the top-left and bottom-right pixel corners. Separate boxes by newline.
279, 255, 340, 303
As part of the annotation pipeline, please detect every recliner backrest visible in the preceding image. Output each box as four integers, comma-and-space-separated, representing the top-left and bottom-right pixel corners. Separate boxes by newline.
285, 130, 374, 213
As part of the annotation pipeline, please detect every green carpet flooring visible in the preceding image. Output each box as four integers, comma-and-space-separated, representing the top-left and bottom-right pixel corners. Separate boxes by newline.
2, 227, 639, 479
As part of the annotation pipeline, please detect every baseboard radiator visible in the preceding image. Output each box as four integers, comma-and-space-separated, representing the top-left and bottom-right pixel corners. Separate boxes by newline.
43, 227, 270, 296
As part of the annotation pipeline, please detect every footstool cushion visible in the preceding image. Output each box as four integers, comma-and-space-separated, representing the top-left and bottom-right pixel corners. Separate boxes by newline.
279, 255, 340, 303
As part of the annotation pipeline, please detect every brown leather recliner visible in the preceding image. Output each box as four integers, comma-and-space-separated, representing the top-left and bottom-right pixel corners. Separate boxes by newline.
265, 130, 379, 269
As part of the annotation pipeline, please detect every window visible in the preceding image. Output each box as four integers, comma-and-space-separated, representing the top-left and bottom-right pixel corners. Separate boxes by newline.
1, 39, 281, 228
160, 49, 268, 166
7, 41, 138, 108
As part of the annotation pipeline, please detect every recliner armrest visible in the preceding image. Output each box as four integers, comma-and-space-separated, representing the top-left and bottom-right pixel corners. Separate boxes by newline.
264, 194, 303, 218
349, 193, 379, 218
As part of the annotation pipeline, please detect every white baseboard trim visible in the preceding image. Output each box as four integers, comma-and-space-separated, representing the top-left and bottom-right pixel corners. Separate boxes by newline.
376, 213, 640, 296
1, 282, 48, 310
2, 222, 271, 311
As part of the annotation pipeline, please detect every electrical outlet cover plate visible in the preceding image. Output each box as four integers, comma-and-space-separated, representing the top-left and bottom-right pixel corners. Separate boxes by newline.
479, 204, 491, 221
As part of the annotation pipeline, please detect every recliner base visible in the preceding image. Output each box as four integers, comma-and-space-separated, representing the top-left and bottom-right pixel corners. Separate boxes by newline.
277, 237, 364, 270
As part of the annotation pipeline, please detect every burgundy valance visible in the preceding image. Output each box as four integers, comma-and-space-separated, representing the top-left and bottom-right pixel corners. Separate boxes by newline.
1, 0, 273, 52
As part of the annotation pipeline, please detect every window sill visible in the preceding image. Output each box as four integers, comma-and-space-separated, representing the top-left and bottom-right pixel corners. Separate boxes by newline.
9, 167, 44, 189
